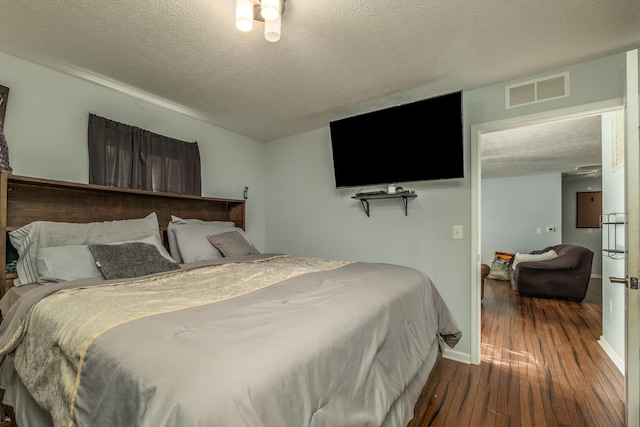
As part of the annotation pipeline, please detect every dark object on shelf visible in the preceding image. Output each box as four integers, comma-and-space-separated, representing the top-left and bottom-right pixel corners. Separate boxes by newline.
352, 192, 417, 217
355, 190, 385, 196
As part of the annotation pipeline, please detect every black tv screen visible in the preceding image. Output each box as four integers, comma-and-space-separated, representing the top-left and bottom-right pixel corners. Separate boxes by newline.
329, 90, 463, 189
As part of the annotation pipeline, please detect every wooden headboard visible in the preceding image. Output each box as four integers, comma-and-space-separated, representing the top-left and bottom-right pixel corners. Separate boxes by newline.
0, 174, 245, 295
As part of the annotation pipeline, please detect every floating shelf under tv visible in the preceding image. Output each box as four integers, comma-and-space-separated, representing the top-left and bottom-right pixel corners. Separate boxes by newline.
352, 192, 417, 217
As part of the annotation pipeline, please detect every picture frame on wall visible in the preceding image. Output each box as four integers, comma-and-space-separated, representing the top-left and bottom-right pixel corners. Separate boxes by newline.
0, 85, 9, 130
576, 190, 602, 228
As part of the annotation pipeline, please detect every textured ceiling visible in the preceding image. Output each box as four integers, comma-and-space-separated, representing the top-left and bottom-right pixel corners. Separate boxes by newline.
0, 0, 638, 145
481, 115, 603, 179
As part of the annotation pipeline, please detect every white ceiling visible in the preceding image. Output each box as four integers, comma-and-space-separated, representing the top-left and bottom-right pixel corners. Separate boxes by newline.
0, 1, 638, 179
481, 114, 604, 179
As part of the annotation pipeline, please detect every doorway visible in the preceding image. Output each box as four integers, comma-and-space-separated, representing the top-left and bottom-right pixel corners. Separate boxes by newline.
470, 100, 625, 366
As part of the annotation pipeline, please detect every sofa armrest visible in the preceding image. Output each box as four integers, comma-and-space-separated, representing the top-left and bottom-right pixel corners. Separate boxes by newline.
514, 255, 579, 272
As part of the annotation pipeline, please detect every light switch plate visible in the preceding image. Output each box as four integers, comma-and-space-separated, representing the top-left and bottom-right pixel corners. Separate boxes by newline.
453, 225, 463, 240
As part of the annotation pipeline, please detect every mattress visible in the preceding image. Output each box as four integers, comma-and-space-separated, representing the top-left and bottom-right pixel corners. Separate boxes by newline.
0, 254, 461, 427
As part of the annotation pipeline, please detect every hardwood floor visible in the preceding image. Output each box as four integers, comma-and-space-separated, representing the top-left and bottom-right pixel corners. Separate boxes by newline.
412, 276, 625, 427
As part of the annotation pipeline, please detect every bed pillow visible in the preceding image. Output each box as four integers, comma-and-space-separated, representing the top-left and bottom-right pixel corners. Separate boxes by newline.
37, 245, 103, 284
167, 216, 235, 263
511, 249, 558, 270
174, 224, 254, 263
207, 231, 260, 257
89, 242, 181, 280
9, 213, 160, 286
35, 235, 174, 284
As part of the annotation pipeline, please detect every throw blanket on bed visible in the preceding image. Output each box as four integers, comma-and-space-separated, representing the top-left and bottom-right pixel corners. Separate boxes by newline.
0, 255, 461, 427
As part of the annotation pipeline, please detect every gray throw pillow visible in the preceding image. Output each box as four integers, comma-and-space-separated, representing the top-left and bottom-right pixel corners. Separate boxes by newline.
207, 231, 260, 257
167, 216, 235, 263
174, 224, 255, 263
89, 242, 181, 280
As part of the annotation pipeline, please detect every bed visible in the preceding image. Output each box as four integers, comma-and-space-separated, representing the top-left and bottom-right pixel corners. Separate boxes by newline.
0, 174, 461, 427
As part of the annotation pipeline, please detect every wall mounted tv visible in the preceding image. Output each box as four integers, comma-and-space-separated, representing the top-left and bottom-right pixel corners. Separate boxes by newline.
329, 90, 463, 189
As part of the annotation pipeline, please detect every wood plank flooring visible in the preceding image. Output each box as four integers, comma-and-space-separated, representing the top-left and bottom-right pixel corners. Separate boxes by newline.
411, 276, 625, 427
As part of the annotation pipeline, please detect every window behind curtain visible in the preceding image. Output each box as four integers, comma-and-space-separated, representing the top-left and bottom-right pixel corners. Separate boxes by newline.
88, 114, 201, 195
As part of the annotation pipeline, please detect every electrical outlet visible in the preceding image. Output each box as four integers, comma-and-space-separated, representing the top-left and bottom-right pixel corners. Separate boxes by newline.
453, 225, 463, 240
536, 227, 542, 234
609, 299, 613, 313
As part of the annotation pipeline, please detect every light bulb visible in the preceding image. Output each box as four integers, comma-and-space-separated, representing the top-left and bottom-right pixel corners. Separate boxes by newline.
264, 14, 281, 42
261, 0, 280, 21
236, 0, 253, 32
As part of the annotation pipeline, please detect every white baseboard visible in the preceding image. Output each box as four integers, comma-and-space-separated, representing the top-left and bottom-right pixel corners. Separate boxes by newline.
443, 348, 471, 364
591, 273, 603, 279
443, 337, 623, 372
598, 335, 625, 374
444, 338, 623, 371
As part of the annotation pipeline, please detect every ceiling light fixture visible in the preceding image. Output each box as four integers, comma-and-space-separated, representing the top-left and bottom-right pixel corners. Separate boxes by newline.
235, 0, 285, 42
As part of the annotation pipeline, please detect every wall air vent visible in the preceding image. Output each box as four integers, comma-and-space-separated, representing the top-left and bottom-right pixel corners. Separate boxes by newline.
505, 71, 570, 109
575, 164, 602, 171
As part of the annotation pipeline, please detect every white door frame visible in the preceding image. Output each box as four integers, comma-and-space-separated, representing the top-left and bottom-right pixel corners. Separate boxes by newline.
624, 48, 639, 427
470, 99, 625, 365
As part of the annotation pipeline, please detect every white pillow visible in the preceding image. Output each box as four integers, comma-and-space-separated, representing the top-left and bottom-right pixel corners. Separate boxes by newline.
174, 224, 254, 264
10, 213, 161, 285
167, 216, 234, 263
512, 250, 558, 270
36, 235, 174, 284
37, 245, 102, 284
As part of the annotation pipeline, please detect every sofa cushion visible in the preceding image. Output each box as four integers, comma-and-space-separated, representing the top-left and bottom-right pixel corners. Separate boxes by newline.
511, 250, 558, 270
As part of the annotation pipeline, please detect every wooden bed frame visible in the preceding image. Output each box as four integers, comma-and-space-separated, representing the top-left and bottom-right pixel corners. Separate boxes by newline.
0, 173, 442, 427
0, 174, 245, 296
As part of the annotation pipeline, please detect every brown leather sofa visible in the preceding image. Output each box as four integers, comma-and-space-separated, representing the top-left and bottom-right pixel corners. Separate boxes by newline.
509, 244, 594, 302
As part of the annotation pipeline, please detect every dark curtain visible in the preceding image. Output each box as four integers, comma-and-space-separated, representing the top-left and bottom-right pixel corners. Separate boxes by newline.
88, 114, 201, 195
0, 128, 13, 174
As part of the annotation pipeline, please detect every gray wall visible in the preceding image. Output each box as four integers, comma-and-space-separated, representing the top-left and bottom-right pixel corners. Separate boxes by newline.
481, 173, 562, 265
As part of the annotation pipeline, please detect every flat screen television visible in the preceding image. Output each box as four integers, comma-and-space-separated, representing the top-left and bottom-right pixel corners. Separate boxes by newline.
329, 90, 463, 189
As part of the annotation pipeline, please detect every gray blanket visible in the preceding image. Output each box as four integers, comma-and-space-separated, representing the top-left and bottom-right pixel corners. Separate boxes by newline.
0, 254, 461, 427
